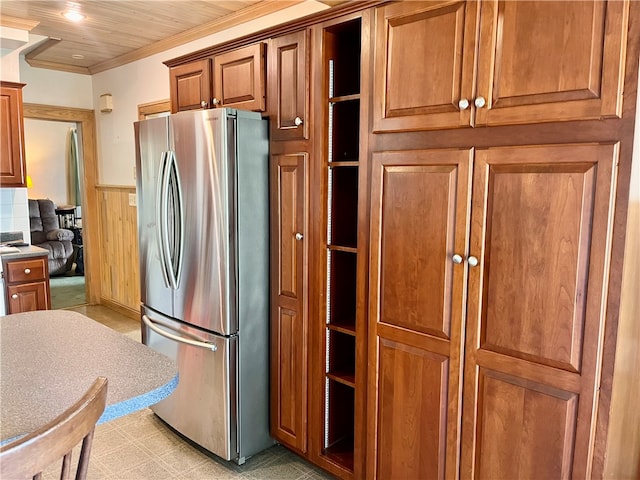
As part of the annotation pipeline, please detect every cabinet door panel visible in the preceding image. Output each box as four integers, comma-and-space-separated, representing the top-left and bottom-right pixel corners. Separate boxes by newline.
461, 144, 618, 479
377, 339, 449, 480
268, 31, 309, 141
368, 148, 472, 479
476, 370, 578, 479
475, 0, 629, 125
373, 1, 478, 132
7, 282, 48, 313
0, 83, 25, 186
169, 59, 212, 113
270, 153, 307, 452
214, 43, 266, 111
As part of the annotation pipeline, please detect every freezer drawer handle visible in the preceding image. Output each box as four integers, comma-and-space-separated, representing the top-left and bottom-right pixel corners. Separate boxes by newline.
142, 315, 218, 352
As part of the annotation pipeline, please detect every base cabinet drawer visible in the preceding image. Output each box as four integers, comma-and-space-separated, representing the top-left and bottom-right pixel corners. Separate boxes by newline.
5, 257, 47, 283
3, 254, 50, 313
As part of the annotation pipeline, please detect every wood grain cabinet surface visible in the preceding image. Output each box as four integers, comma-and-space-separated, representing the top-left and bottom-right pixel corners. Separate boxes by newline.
169, 58, 212, 113
268, 30, 309, 141
3, 255, 51, 313
366, 143, 620, 479
0, 81, 26, 187
213, 42, 266, 112
373, 0, 629, 132
269, 152, 308, 454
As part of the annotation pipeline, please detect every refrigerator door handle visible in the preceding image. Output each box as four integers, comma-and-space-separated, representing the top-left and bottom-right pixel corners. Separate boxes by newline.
166, 150, 184, 289
156, 151, 171, 288
142, 314, 218, 352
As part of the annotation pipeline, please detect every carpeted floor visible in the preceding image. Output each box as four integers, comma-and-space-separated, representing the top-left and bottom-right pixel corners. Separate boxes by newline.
50, 270, 86, 309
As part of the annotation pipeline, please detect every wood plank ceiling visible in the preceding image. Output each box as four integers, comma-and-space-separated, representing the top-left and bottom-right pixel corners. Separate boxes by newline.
0, 0, 342, 75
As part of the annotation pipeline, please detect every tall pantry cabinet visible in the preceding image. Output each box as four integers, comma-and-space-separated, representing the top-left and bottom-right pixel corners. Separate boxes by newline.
268, 28, 311, 454
366, 1, 638, 479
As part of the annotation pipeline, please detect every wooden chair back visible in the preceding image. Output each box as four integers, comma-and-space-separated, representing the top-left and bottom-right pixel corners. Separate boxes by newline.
0, 377, 108, 480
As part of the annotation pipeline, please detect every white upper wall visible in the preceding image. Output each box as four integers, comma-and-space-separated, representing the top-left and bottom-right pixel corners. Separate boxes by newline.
20, 2, 326, 187
21, 59, 93, 108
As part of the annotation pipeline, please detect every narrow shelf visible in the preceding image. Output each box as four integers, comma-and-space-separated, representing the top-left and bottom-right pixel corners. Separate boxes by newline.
330, 93, 360, 103
327, 322, 356, 336
328, 160, 358, 167
323, 436, 355, 472
328, 245, 357, 254
327, 371, 356, 388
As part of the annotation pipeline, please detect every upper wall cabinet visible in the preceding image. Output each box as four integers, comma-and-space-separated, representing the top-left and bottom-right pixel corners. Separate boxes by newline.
170, 43, 266, 113
373, 0, 629, 132
268, 30, 309, 141
170, 59, 213, 113
0, 81, 26, 187
214, 43, 266, 112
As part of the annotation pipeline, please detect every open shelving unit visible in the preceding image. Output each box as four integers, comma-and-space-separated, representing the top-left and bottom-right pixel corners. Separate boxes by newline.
321, 17, 362, 473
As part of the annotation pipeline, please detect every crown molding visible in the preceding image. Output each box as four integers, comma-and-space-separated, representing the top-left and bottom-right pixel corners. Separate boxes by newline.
0, 15, 39, 31
88, 0, 303, 74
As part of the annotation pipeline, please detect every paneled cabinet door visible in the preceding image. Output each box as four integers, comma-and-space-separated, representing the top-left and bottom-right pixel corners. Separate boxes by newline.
373, 0, 629, 132
475, 0, 628, 126
268, 30, 309, 141
0, 82, 26, 187
367, 149, 473, 479
373, 1, 478, 132
7, 282, 48, 313
169, 59, 212, 113
270, 153, 308, 453
460, 144, 618, 479
214, 43, 266, 111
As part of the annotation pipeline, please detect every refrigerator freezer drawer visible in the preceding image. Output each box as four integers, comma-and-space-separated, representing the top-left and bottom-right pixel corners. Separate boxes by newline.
142, 307, 238, 461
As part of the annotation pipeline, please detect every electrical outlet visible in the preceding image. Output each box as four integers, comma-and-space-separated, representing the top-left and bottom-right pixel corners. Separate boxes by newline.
129, 193, 137, 207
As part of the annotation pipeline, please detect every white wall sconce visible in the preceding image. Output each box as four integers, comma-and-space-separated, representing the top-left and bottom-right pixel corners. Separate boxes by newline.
99, 93, 113, 113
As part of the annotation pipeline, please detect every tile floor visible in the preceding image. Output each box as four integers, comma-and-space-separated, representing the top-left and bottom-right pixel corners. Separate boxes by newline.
55, 305, 335, 480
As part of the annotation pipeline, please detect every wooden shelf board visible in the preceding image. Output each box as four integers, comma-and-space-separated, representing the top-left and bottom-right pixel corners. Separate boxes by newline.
327, 371, 356, 388
329, 93, 360, 103
327, 322, 356, 336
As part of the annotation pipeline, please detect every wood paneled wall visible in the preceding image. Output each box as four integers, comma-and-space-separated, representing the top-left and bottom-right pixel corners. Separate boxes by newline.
96, 185, 139, 318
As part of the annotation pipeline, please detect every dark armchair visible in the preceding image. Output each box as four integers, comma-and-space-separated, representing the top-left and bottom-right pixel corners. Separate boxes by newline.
29, 199, 75, 275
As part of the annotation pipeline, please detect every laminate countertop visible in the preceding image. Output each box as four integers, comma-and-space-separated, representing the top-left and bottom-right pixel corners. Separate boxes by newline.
0, 244, 48, 260
0, 310, 178, 444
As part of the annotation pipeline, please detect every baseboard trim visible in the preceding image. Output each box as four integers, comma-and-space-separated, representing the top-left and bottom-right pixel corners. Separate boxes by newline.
100, 298, 139, 321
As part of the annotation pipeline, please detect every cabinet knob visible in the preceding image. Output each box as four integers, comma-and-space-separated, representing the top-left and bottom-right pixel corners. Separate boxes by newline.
452, 254, 463, 264
212, 98, 220, 106
24, 268, 31, 274
200, 100, 207, 108
468, 256, 479, 267
295, 232, 304, 241
294, 116, 303, 126
458, 99, 470, 111
11, 294, 18, 299
474, 96, 486, 108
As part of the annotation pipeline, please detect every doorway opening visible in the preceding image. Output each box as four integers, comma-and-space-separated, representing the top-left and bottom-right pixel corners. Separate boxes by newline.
23, 103, 100, 308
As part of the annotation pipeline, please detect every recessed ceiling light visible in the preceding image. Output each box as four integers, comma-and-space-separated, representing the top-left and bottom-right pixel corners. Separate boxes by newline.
72, 54, 84, 59
62, 10, 86, 22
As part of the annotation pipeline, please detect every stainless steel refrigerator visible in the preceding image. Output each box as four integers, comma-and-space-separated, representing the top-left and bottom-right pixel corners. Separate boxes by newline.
134, 108, 272, 464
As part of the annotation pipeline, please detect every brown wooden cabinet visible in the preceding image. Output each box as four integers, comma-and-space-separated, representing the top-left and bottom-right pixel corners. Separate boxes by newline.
461, 144, 617, 478
169, 59, 212, 113
268, 30, 309, 141
310, 13, 368, 479
3, 255, 51, 313
373, 0, 629, 132
214, 42, 266, 111
0, 81, 26, 187
367, 148, 472, 479
270, 152, 309, 453
366, 143, 619, 479
164, 2, 640, 478
170, 43, 266, 113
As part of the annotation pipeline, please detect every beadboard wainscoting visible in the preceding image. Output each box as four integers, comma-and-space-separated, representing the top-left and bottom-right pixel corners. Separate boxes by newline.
97, 185, 140, 318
